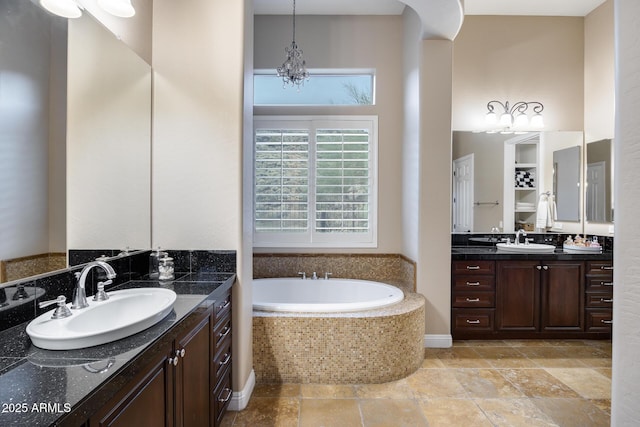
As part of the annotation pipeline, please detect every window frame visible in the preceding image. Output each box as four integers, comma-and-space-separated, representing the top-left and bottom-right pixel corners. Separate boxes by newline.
253, 115, 378, 248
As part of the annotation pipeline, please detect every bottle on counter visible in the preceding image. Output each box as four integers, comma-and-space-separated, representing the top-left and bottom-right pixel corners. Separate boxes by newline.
159, 257, 175, 282
149, 247, 168, 279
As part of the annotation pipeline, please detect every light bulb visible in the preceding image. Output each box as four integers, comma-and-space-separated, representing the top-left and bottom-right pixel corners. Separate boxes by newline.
530, 113, 544, 128
40, 0, 82, 18
499, 112, 513, 127
485, 111, 497, 125
513, 112, 528, 127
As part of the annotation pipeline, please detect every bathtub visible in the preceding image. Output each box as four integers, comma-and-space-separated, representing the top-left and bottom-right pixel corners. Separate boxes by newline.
252, 277, 425, 384
252, 277, 404, 312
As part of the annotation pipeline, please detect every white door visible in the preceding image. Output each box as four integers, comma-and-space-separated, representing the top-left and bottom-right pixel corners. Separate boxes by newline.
453, 154, 474, 232
586, 161, 606, 222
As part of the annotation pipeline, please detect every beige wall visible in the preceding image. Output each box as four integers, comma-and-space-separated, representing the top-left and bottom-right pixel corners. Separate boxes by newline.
452, 16, 584, 132
152, 0, 246, 395
253, 15, 404, 254
585, 0, 615, 143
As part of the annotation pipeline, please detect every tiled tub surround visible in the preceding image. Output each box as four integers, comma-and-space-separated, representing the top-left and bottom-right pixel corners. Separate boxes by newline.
0, 249, 235, 426
253, 253, 416, 293
253, 293, 425, 384
0, 252, 66, 283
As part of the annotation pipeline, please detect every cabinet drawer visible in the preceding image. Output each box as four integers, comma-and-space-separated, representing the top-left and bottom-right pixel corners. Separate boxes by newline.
213, 368, 232, 427
452, 276, 495, 291
213, 317, 232, 349
586, 276, 614, 291
586, 261, 614, 274
586, 294, 614, 308
213, 335, 232, 383
586, 310, 613, 332
213, 292, 232, 327
452, 260, 495, 275
452, 292, 494, 308
452, 309, 494, 331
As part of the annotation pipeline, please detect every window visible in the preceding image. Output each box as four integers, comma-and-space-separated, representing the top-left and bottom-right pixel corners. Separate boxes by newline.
254, 70, 375, 106
254, 116, 378, 248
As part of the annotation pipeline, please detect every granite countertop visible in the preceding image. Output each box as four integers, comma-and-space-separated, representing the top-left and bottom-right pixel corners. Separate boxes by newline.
0, 272, 235, 427
452, 246, 613, 261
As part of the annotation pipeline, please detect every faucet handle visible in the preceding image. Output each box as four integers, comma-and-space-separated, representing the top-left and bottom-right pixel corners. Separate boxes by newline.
93, 281, 110, 301
324, 272, 332, 280
298, 272, 306, 280
39, 296, 72, 319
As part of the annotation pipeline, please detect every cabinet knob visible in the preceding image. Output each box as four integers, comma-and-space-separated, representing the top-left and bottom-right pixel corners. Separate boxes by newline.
536, 265, 542, 270
176, 348, 186, 358
542, 265, 548, 270
168, 357, 179, 366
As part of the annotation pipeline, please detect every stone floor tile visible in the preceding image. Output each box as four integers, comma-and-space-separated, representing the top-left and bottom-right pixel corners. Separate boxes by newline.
505, 339, 553, 347
355, 378, 415, 399
405, 368, 467, 398
499, 369, 580, 398
474, 346, 538, 368
475, 398, 559, 426
360, 399, 428, 427
419, 398, 493, 427
299, 399, 362, 427
301, 383, 357, 399
590, 398, 611, 415
454, 368, 525, 398
531, 398, 610, 427
435, 346, 492, 368
232, 397, 300, 427
421, 357, 445, 368
544, 367, 612, 399
253, 383, 301, 398
594, 367, 612, 378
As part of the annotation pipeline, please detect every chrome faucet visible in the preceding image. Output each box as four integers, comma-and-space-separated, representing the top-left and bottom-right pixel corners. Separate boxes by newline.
311, 272, 318, 280
73, 261, 116, 309
515, 229, 527, 245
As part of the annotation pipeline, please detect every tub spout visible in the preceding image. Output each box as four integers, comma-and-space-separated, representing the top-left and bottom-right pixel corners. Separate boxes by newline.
311, 272, 318, 280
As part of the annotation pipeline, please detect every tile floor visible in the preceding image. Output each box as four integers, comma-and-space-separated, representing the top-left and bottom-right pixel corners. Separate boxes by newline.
222, 339, 611, 427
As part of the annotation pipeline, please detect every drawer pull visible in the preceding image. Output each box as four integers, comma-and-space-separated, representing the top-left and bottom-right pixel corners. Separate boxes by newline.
601, 281, 613, 286
218, 388, 233, 403
466, 266, 481, 270
466, 281, 480, 286
465, 297, 480, 302
600, 266, 613, 270
218, 299, 231, 312
218, 326, 231, 340
466, 319, 481, 324
600, 298, 614, 303
219, 353, 231, 367
601, 319, 613, 325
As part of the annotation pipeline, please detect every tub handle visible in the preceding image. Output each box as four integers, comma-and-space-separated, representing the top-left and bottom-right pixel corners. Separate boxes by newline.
324, 272, 332, 280
298, 272, 306, 280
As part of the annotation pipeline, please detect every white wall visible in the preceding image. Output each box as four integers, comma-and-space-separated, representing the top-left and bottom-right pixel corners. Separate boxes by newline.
612, 0, 640, 423
253, 15, 404, 254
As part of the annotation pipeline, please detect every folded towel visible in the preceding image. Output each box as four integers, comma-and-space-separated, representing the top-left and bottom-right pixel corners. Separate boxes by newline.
547, 194, 557, 227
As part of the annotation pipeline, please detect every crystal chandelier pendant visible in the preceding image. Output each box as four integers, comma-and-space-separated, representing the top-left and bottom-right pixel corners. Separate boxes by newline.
277, 0, 309, 90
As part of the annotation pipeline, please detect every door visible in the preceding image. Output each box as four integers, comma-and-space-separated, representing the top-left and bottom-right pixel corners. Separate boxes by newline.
541, 261, 584, 332
496, 261, 540, 331
586, 161, 606, 222
453, 154, 474, 232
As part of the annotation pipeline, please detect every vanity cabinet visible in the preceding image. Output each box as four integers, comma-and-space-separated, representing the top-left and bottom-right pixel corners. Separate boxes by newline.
452, 257, 607, 339
90, 291, 233, 427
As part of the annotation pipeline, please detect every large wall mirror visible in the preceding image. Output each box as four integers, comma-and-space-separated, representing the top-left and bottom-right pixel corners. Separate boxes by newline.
0, 0, 151, 284
453, 131, 583, 234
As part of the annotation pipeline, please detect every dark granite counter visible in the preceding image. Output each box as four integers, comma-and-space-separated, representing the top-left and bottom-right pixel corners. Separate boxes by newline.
0, 272, 235, 427
452, 246, 613, 261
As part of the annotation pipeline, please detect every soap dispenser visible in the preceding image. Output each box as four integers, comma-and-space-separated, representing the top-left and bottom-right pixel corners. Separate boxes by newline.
149, 247, 168, 279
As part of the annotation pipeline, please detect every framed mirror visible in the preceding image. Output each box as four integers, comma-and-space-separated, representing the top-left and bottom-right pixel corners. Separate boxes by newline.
0, 1, 151, 284
552, 145, 581, 222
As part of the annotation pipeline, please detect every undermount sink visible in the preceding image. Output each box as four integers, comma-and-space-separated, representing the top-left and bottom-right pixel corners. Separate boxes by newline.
27, 288, 177, 350
496, 243, 556, 254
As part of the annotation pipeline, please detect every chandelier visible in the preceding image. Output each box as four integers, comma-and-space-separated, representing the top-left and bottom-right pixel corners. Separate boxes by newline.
39, 0, 135, 19
277, 0, 309, 89
485, 100, 544, 133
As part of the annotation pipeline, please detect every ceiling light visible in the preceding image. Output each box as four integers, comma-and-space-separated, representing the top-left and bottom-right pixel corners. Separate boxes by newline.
485, 100, 544, 133
39, 0, 136, 19
276, 0, 309, 90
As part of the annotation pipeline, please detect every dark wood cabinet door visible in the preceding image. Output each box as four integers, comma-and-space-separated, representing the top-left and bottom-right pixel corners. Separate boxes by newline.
541, 261, 584, 331
496, 261, 540, 331
90, 344, 174, 427
175, 314, 211, 427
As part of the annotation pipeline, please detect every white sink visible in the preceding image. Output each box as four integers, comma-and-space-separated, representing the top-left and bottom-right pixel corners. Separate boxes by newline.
27, 288, 177, 350
496, 243, 556, 254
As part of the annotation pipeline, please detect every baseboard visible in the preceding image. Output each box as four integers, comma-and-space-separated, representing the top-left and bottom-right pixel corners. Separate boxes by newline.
424, 334, 453, 348
228, 369, 255, 411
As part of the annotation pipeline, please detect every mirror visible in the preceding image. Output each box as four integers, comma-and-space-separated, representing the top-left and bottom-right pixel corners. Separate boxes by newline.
0, 1, 151, 284
452, 131, 584, 233
552, 145, 581, 221
586, 139, 614, 223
